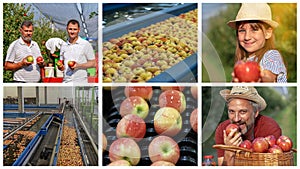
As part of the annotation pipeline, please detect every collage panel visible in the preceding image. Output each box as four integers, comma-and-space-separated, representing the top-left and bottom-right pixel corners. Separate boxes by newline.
202, 86, 297, 166
3, 3, 98, 84
102, 3, 198, 83
3, 86, 99, 166
102, 86, 198, 166
202, 3, 296, 83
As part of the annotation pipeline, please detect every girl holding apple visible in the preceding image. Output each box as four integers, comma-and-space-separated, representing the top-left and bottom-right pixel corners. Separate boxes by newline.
228, 3, 287, 83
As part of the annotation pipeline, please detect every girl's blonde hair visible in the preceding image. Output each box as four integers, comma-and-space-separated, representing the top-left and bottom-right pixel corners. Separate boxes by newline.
234, 21, 276, 62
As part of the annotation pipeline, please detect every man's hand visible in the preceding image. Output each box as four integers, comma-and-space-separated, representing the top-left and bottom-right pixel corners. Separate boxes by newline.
23, 56, 33, 66
223, 128, 242, 146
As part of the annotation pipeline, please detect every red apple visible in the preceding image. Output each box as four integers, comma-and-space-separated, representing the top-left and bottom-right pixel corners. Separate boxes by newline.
148, 136, 180, 164
124, 86, 153, 100
234, 60, 261, 82
160, 86, 185, 92
276, 135, 293, 152
158, 89, 186, 113
26, 55, 34, 63
225, 124, 240, 136
116, 114, 146, 142
154, 107, 182, 137
190, 86, 198, 99
239, 140, 252, 150
189, 108, 198, 133
36, 56, 44, 62
107, 160, 131, 166
265, 135, 276, 147
57, 60, 64, 67
119, 96, 149, 119
68, 60, 76, 67
151, 160, 175, 166
109, 138, 141, 166
252, 137, 269, 153
103, 133, 107, 152
268, 145, 283, 153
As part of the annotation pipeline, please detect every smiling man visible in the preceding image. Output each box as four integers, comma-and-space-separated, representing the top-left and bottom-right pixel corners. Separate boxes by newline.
58, 19, 96, 83
5, 20, 44, 83
215, 86, 282, 166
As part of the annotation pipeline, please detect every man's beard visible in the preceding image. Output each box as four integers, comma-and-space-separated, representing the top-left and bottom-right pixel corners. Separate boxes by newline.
22, 36, 32, 43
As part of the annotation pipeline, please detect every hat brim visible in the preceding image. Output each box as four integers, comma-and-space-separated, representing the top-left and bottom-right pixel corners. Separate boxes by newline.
227, 19, 279, 29
220, 89, 267, 111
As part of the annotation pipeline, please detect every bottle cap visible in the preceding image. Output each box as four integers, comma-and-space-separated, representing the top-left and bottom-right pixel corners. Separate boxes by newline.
204, 155, 214, 159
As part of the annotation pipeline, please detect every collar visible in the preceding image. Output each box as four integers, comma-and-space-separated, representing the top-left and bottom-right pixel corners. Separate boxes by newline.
18, 37, 34, 47
67, 36, 82, 45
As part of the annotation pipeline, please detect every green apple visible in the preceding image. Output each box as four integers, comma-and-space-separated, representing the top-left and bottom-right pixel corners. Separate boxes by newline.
120, 96, 149, 119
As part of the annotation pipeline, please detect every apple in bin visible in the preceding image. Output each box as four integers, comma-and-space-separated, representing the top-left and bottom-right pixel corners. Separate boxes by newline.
154, 107, 182, 137
268, 145, 283, 153
26, 55, 34, 63
234, 60, 261, 82
158, 89, 186, 113
265, 135, 276, 147
124, 86, 153, 100
252, 137, 269, 153
148, 136, 180, 165
276, 135, 293, 152
239, 140, 252, 150
119, 96, 149, 119
190, 108, 198, 133
108, 160, 131, 166
68, 60, 76, 67
116, 114, 146, 142
225, 124, 240, 136
109, 138, 141, 166
150, 160, 175, 166
36, 56, 44, 62
103, 133, 107, 152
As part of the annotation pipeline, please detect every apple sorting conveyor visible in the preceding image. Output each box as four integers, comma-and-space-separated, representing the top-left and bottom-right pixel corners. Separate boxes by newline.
102, 87, 198, 166
103, 3, 198, 82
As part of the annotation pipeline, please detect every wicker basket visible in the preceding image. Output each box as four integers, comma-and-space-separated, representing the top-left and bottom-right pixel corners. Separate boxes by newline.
213, 144, 295, 166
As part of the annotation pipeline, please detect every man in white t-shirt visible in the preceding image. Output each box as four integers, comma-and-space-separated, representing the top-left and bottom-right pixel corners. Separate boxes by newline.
5, 20, 44, 83
58, 19, 96, 83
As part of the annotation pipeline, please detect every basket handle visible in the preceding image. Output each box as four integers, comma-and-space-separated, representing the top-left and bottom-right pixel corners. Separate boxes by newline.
213, 144, 253, 152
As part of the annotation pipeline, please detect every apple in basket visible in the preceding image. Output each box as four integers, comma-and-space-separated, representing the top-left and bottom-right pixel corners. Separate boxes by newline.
109, 138, 141, 166
234, 60, 261, 82
119, 96, 149, 119
252, 137, 269, 153
268, 145, 283, 153
225, 124, 240, 137
116, 114, 146, 142
158, 89, 186, 113
239, 140, 252, 150
276, 135, 293, 152
148, 136, 180, 165
124, 86, 153, 100
265, 135, 277, 147
154, 107, 182, 137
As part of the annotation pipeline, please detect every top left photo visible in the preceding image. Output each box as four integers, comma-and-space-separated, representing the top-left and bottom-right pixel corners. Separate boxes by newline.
3, 3, 99, 83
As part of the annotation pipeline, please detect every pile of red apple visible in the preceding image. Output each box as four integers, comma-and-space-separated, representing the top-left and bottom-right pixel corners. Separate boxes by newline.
226, 124, 294, 153
103, 9, 198, 82
103, 86, 198, 166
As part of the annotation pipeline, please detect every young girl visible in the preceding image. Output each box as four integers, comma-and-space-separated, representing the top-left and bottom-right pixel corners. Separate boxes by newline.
228, 3, 287, 83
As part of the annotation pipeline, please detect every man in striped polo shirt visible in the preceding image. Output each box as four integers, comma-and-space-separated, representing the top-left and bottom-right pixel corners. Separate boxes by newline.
5, 20, 44, 83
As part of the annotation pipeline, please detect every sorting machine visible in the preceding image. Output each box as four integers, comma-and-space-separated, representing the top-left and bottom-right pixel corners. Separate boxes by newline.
3, 102, 98, 166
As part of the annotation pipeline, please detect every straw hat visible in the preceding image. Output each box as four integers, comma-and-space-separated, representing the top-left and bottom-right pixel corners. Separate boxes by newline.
227, 3, 278, 29
220, 86, 267, 111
